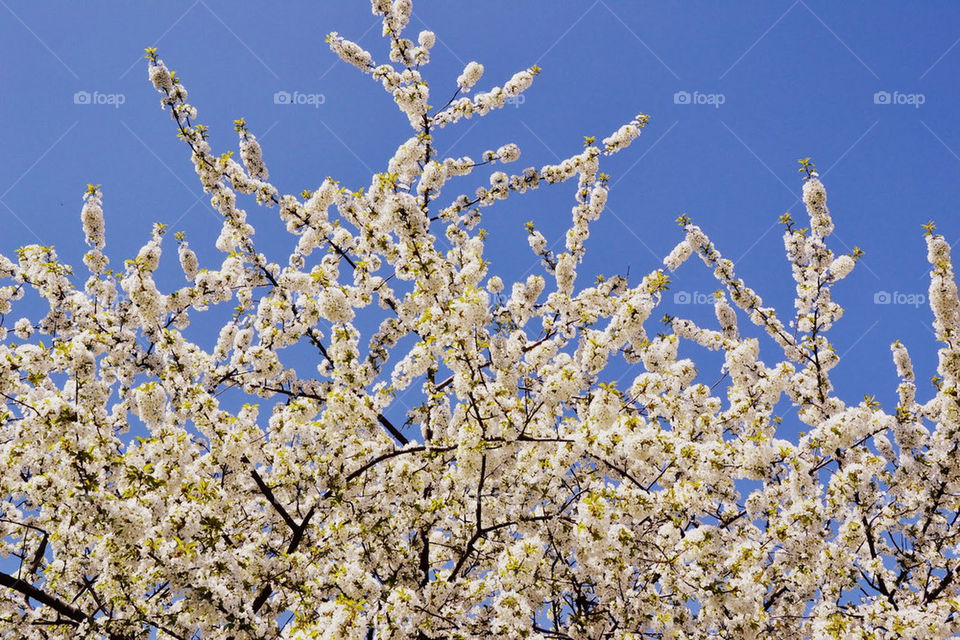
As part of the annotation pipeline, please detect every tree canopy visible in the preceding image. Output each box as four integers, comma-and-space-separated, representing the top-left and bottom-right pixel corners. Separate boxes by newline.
2, 2, 960, 638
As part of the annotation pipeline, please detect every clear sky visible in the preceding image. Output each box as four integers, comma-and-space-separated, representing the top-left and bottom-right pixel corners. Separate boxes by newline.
3, 1, 960, 439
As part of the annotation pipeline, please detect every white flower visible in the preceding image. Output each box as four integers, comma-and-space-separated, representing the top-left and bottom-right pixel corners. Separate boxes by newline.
890, 341, 914, 381
715, 297, 737, 336
829, 255, 855, 280
588, 185, 607, 219
802, 178, 826, 208
504, 69, 535, 96
305, 178, 338, 222
136, 243, 161, 272
555, 252, 576, 295
319, 287, 354, 323
13, 318, 33, 339
393, 82, 430, 125
239, 135, 268, 180
457, 61, 484, 91
178, 244, 199, 280
802, 178, 834, 237
134, 382, 166, 428
602, 113, 649, 154
327, 32, 373, 71
663, 237, 694, 271
490, 171, 508, 188
81, 198, 105, 249
417, 30, 435, 49
528, 230, 547, 255
928, 235, 951, 265
496, 143, 521, 163
418, 161, 448, 195
148, 61, 173, 92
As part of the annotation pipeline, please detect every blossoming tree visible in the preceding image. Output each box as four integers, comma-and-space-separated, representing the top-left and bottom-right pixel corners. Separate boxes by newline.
3, 1, 960, 638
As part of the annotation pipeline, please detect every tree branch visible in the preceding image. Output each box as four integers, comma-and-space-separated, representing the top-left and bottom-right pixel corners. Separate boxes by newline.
0, 570, 87, 624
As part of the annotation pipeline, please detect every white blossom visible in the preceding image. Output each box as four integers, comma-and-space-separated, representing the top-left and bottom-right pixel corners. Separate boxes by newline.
601, 113, 649, 154
148, 60, 173, 92
457, 61, 484, 91
80, 191, 106, 249
318, 286, 354, 323
239, 133, 268, 180
496, 143, 520, 163
178, 242, 199, 280
12, 317, 33, 339
327, 32, 373, 71
829, 254, 855, 280
417, 30, 435, 49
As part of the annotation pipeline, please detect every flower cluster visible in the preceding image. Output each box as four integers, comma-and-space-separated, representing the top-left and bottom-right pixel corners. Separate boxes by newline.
80, 184, 106, 250
326, 32, 374, 71
457, 61, 484, 91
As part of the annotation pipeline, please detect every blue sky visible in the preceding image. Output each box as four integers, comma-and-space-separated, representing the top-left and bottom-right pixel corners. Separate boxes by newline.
3, 1, 960, 437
